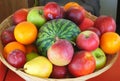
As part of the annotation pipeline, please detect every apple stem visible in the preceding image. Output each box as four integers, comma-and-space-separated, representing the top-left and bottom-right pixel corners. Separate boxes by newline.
55, 36, 59, 41
69, 41, 76, 46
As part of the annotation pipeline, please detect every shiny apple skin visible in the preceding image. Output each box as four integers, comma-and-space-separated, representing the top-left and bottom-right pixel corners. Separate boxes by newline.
44, 2, 64, 20
13, 9, 28, 24
94, 16, 116, 34
47, 39, 74, 66
68, 51, 96, 77
76, 30, 100, 51
87, 27, 101, 37
65, 7, 85, 25
79, 18, 94, 31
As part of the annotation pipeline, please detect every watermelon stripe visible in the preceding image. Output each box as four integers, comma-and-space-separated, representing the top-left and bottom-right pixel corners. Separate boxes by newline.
51, 20, 57, 32
47, 23, 56, 35
36, 19, 80, 56
58, 21, 70, 34
37, 37, 53, 45
60, 25, 75, 36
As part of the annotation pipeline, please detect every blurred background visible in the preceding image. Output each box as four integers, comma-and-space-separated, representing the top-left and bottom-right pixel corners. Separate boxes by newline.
0, 0, 119, 33
0, 0, 118, 22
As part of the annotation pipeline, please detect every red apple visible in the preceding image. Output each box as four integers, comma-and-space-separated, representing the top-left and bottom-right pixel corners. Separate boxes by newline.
60, 7, 65, 18
47, 39, 74, 66
50, 65, 67, 78
7, 49, 26, 68
76, 30, 99, 51
94, 16, 116, 34
65, 6, 85, 25
87, 27, 101, 37
68, 51, 96, 77
13, 8, 28, 24
79, 18, 94, 31
44, 2, 64, 20
1, 26, 16, 46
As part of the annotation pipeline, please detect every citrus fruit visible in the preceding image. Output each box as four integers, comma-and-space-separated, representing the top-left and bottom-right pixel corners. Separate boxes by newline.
64, 2, 81, 11
3, 41, 26, 59
14, 21, 38, 45
100, 32, 120, 54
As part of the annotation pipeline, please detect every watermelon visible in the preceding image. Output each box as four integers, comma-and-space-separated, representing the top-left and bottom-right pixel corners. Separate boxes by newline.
36, 19, 80, 56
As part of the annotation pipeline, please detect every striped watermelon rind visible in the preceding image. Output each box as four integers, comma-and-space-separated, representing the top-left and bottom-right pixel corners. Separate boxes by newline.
36, 19, 80, 56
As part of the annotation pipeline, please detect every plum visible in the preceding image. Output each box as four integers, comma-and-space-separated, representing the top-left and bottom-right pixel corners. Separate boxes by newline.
1, 26, 15, 46
7, 49, 26, 68
50, 65, 67, 78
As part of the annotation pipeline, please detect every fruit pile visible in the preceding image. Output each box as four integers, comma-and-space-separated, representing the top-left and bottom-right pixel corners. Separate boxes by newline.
1, 1, 120, 79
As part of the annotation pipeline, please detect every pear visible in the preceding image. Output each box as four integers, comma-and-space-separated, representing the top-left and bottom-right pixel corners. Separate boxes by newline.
24, 56, 53, 78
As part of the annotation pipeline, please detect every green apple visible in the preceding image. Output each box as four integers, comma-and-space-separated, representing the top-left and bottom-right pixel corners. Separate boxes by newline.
26, 52, 39, 62
91, 48, 107, 70
27, 8, 46, 29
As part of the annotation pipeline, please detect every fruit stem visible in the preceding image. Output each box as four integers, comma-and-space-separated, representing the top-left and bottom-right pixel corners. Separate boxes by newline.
70, 41, 76, 46
55, 36, 59, 41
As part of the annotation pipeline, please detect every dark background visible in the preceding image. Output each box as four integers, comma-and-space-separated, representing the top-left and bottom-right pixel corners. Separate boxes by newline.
0, 0, 119, 34
116, 0, 120, 34
0, 0, 28, 23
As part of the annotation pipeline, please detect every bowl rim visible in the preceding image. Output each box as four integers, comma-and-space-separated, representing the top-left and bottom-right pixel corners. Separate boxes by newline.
0, 6, 119, 81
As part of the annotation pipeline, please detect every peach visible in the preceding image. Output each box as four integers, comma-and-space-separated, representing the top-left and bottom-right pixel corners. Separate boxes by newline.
47, 39, 74, 66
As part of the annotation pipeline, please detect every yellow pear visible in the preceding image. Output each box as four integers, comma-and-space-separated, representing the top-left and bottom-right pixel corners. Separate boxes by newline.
24, 56, 53, 78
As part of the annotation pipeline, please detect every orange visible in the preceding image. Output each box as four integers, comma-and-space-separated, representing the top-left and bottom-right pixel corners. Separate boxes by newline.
14, 21, 38, 45
3, 41, 26, 59
64, 2, 82, 11
25, 44, 38, 54
100, 32, 120, 54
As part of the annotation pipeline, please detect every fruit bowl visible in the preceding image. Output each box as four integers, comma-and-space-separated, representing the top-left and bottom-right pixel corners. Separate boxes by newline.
0, 6, 119, 81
